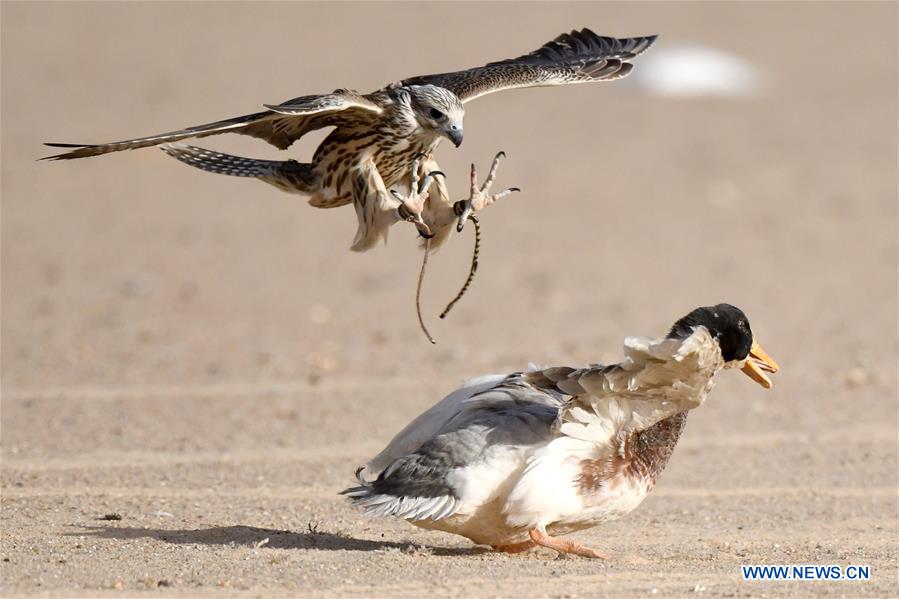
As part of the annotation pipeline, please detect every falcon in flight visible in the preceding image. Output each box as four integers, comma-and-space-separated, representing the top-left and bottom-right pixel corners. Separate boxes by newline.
44, 28, 657, 251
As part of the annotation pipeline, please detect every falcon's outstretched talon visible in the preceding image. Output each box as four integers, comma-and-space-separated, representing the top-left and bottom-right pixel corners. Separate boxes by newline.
391, 159, 445, 239
455, 151, 520, 232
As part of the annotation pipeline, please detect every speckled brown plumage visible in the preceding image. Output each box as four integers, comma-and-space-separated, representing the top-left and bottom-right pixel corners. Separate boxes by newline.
43, 28, 656, 252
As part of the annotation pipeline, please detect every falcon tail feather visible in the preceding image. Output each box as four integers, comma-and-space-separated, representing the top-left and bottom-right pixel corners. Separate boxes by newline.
160, 144, 317, 193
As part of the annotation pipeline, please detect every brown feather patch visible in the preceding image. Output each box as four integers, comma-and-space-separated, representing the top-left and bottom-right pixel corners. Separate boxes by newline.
577, 412, 688, 493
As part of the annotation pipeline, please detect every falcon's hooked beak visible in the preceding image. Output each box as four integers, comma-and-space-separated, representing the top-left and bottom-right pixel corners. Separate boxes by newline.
740, 340, 780, 389
445, 123, 463, 148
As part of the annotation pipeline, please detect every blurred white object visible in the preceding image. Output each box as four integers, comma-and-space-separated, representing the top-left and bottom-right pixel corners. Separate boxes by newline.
629, 43, 762, 98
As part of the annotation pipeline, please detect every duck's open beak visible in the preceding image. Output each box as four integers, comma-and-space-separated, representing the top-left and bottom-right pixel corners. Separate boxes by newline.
740, 340, 780, 389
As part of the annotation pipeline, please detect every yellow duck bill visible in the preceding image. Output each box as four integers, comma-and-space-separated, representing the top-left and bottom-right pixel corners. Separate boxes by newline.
740, 340, 780, 389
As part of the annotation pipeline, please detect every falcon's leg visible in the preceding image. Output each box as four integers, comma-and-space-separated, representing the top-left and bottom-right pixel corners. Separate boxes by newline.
454, 151, 520, 232
528, 527, 609, 559
350, 158, 443, 252
390, 155, 444, 239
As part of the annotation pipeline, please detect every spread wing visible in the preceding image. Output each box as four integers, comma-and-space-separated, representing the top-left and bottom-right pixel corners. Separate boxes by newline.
42, 90, 382, 160
397, 28, 657, 103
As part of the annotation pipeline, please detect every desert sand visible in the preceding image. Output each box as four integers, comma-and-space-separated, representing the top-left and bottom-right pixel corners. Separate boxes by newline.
2, 2, 897, 597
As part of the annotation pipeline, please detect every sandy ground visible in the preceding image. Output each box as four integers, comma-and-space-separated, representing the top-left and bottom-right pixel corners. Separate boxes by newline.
2, 2, 897, 597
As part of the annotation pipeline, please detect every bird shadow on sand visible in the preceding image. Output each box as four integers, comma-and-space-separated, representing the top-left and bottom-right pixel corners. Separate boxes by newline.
70, 524, 486, 556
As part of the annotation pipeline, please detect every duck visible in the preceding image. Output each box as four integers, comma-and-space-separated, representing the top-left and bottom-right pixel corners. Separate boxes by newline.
343, 304, 779, 558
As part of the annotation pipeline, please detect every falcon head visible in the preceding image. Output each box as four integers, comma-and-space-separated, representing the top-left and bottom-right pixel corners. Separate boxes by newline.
407, 85, 465, 147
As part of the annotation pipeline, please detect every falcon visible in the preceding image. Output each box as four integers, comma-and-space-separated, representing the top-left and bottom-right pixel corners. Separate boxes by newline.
43, 28, 657, 251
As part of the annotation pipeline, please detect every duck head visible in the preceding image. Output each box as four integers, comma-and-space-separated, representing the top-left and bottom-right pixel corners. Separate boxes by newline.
667, 303, 780, 388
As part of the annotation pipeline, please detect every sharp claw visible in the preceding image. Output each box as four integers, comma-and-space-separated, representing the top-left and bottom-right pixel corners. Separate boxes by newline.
482, 152, 505, 192
491, 187, 519, 201
428, 171, 446, 179
416, 220, 434, 238
390, 189, 404, 201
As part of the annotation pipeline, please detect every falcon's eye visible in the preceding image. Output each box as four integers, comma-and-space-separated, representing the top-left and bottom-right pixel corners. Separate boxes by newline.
429, 108, 445, 120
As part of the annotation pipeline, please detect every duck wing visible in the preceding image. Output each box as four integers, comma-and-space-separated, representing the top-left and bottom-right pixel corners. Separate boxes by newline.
344, 375, 562, 521
526, 331, 719, 450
